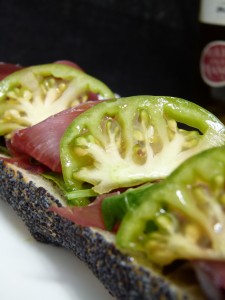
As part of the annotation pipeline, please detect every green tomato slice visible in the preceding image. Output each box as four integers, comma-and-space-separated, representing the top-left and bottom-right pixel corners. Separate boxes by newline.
115, 146, 225, 266
60, 96, 225, 194
0, 63, 114, 136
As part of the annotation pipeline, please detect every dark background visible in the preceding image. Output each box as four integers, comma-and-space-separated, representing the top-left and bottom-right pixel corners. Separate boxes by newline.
0, 0, 200, 101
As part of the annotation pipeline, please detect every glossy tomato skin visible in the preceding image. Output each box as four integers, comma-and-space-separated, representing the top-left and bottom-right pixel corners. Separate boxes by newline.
0, 63, 22, 80
60, 95, 225, 195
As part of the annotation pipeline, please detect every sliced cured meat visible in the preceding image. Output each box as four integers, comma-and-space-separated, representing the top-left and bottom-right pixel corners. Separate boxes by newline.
49, 196, 106, 229
1, 155, 49, 174
0, 63, 22, 80
49, 193, 119, 230
193, 260, 225, 300
9, 101, 100, 172
49, 191, 120, 233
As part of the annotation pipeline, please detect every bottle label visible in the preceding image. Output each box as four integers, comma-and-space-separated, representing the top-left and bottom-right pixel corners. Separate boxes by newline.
199, 0, 225, 26
200, 41, 225, 87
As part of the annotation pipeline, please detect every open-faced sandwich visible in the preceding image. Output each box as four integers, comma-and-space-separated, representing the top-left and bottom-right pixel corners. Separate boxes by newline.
0, 61, 225, 300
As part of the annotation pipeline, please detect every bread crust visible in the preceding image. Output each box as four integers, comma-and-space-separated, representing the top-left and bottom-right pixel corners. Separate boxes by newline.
0, 160, 205, 300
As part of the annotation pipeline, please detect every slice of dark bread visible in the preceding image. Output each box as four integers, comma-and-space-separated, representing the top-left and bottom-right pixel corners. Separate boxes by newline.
0, 160, 206, 300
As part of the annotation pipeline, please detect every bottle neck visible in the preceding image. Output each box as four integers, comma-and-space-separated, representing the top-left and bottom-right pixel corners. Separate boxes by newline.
199, 0, 225, 26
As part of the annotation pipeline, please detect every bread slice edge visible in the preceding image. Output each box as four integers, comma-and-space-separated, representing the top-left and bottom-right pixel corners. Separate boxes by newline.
0, 160, 205, 300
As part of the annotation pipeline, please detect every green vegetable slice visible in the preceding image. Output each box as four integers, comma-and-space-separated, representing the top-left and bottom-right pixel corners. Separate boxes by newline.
115, 146, 225, 266
0, 63, 114, 136
42, 172, 95, 206
60, 96, 225, 194
102, 183, 153, 230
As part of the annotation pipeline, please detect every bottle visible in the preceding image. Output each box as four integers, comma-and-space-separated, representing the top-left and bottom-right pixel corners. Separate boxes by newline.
197, 0, 225, 115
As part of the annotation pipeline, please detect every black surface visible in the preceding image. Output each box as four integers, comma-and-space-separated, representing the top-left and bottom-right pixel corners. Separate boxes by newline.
0, 0, 199, 100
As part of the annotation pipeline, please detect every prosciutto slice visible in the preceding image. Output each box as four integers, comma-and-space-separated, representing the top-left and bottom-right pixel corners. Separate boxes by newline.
49, 192, 119, 231
9, 101, 100, 172
0, 62, 22, 80
193, 260, 225, 300
49, 196, 106, 230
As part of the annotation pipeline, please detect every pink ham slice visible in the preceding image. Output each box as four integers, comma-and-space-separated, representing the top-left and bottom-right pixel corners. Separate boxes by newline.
9, 101, 100, 172
0, 62, 22, 80
49, 195, 106, 230
0, 60, 81, 81
2, 154, 49, 174
193, 260, 225, 300
49, 192, 119, 231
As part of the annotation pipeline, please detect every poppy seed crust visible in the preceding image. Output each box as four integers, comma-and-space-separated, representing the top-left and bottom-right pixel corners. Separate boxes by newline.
0, 160, 204, 300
